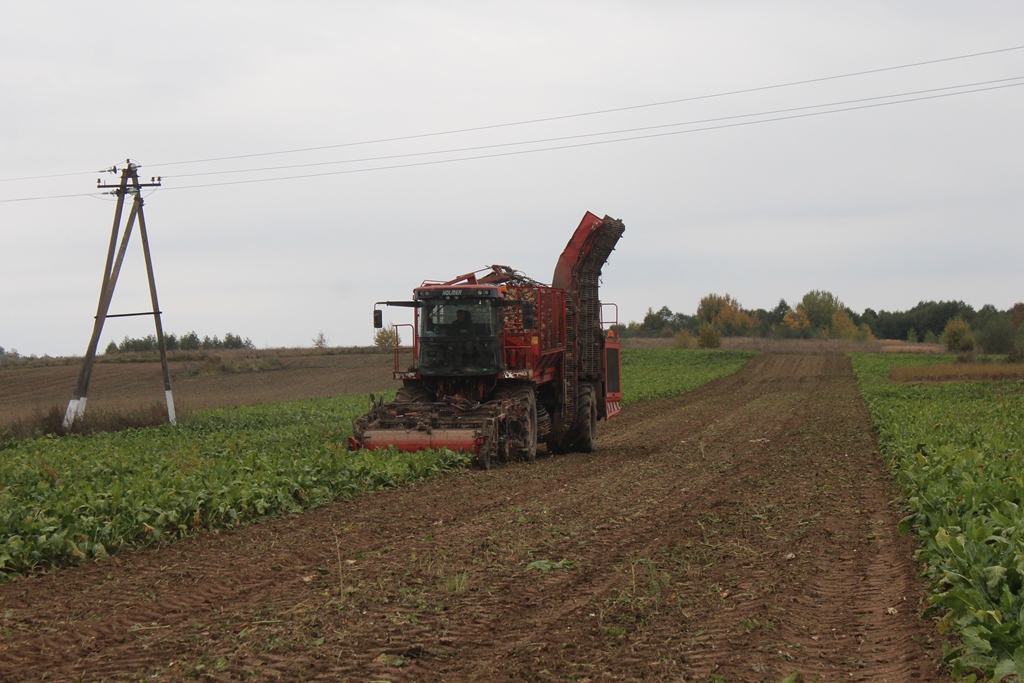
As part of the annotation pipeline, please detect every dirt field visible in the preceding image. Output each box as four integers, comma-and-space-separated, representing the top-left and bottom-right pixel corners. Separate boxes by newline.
0, 350, 396, 425
0, 353, 944, 682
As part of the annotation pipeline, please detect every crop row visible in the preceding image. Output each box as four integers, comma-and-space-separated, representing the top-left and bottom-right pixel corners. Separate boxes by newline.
852, 354, 1024, 681
620, 348, 754, 404
0, 392, 475, 578
1, 348, 754, 580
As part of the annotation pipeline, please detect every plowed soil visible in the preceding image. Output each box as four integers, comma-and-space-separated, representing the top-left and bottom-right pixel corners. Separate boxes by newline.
0, 354, 944, 682
0, 351, 394, 425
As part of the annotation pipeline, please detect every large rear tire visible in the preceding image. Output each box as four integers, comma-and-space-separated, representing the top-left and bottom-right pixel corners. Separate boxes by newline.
512, 385, 538, 462
564, 383, 598, 453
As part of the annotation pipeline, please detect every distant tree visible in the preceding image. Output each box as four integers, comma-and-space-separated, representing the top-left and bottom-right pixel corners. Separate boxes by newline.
119, 334, 157, 352
799, 290, 845, 333
312, 331, 329, 349
976, 315, 1015, 354
829, 310, 859, 340
696, 293, 754, 336
374, 326, 400, 350
942, 317, 975, 352
1009, 302, 1024, 329
1013, 326, 1024, 363
764, 299, 790, 334
906, 328, 918, 344
222, 332, 254, 349
718, 305, 756, 336
640, 306, 672, 336
860, 308, 879, 336
669, 310, 698, 334
179, 331, 198, 350
781, 307, 811, 336
973, 304, 1001, 331
890, 301, 976, 340
180, 331, 201, 350
105, 341, 119, 354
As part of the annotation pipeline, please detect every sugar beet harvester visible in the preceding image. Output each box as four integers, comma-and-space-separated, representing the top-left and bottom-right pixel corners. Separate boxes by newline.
349, 212, 625, 468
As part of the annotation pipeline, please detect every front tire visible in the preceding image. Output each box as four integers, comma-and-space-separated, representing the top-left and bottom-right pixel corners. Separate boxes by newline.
496, 383, 537, 462
396, 381, 433, 403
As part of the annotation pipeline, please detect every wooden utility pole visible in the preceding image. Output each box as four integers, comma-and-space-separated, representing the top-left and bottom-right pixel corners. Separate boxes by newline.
63, 161, 175, 429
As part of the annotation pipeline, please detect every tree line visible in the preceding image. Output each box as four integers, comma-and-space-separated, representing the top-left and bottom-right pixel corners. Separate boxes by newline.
105, 332, 255, 354
618, 291, 1024, 355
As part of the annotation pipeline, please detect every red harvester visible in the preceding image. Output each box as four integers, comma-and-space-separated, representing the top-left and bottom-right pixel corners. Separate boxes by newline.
349, 211, 625, 468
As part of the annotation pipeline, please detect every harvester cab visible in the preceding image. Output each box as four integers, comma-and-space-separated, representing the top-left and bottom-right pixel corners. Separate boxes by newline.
353, 212, 625, 468
414, 287, 504, 376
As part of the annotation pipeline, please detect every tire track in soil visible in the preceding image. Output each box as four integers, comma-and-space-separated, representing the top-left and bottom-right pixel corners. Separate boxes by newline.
0, 354, 945, 682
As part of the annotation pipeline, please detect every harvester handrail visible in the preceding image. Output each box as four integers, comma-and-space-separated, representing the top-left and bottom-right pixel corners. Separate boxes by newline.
392, 323, 415, 374
600, 302, 619, 330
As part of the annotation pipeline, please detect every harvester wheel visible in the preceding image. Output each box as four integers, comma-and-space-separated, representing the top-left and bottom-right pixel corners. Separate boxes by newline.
512, 385, 538, 462
569, 383, 598, 453
396, 382, 433, 403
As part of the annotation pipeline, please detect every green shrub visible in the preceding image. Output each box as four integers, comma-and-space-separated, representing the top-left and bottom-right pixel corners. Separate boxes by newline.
696, 322, 721, 349
942, 316, 975, 352
673, 329, 695, 349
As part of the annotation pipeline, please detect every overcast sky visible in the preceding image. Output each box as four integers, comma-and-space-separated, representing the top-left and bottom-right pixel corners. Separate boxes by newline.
2, 2, 1022, 356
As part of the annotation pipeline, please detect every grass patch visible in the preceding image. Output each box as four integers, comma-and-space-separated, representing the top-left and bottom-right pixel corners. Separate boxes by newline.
0, 402, 188, 446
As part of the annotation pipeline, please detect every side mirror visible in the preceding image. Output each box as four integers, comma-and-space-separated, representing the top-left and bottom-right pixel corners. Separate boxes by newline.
373, 309, 383, 329
521, 301, 535, 330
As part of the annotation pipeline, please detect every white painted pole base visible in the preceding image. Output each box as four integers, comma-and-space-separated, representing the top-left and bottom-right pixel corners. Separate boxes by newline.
62, 399, 79, 430
165, 390, 177, 425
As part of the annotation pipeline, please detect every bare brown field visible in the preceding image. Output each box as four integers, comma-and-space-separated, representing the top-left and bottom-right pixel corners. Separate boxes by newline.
2, 340, 948, 428
0, 348, 395, 426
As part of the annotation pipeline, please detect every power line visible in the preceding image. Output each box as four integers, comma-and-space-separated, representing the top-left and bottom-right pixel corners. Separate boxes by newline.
3, 78, 1020, 203
158, 81, 1024, 192
0, 165, 119, 185
145, 44, 1024, 170
161, 76, 1024, 180
1, 44, 1022, 196
0, 191, 104, 204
